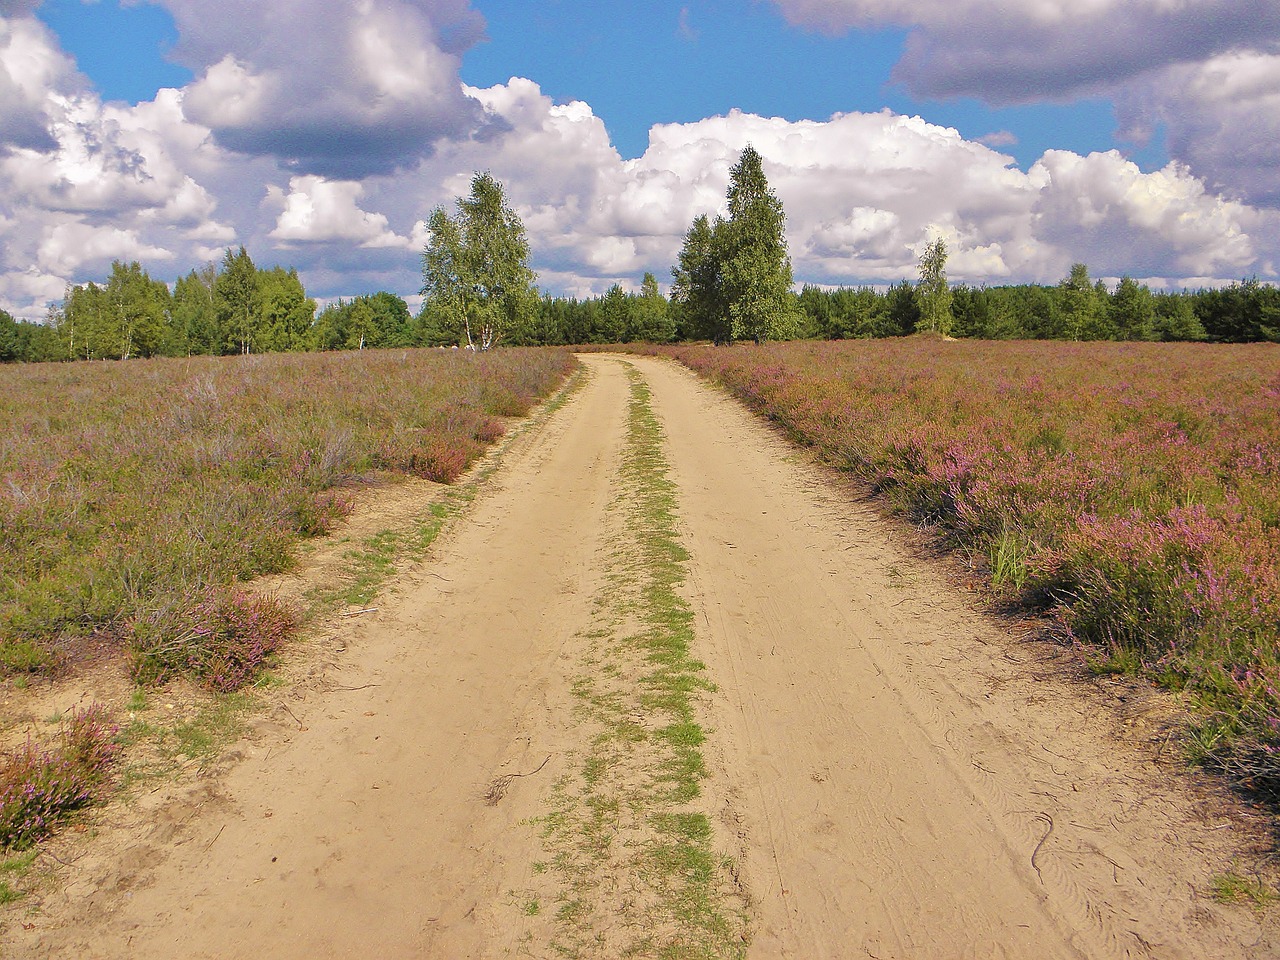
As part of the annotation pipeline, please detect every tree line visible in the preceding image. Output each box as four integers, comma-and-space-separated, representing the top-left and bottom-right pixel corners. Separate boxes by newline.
794, 268, 1278, 344
2, 155, 1277, 364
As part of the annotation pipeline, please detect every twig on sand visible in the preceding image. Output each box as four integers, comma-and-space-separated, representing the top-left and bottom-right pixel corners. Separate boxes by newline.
485, 756, 552, 806
205, 824, 226, 851
341, 607, 380, 618
1032, 813, 1055, 883
280, 704, 307, 731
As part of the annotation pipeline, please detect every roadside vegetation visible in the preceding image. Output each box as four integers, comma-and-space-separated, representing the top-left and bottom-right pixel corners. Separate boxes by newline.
0, 345, 574, 891
659, 337, 1280, 805
0, 706, 118, 851
0, 346, 572, 686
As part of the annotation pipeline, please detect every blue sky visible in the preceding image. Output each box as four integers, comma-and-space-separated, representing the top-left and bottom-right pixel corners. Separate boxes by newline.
462, 1, 1168, 171
1, 0, 1276, 317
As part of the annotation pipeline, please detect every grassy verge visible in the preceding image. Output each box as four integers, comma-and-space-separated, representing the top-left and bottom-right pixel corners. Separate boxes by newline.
530, 364, 748, 958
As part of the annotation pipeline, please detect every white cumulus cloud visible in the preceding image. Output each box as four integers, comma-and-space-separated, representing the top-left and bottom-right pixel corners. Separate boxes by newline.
269, 176, 404, 247
770, 0, 1280, 207
1, 8, 1277, 322
399, 82, 1272, 292
37, 221, 173, 276
164, 0, 488, 177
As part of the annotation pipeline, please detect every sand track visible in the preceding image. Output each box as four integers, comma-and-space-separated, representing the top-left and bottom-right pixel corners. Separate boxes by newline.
10, 354, 1274, 958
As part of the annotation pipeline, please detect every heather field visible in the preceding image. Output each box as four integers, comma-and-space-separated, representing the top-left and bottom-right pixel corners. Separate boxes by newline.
666, 338, 1280, 797
0, 347, 575, 690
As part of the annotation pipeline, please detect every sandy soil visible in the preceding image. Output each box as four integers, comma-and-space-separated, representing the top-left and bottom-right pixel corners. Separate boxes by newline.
7, 354, 1275, 959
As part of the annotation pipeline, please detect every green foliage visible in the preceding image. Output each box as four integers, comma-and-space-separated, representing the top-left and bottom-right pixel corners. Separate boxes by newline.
50, 249, 322, 363
721, 145, 801, 344
0, 308, 14, 362
792, 273, 1271, 345
170, 263, 220, 355
257, 267, 317, 352
798, 284, 883, 339
54, 261, 172, 361
916, 237, 953, 336
1057, 263, 1110, 340
421, 172, 538, 351
1194, 278, 1280, 343
629, 272, 677, 343
0, 308, 60, 363
215, 246, 262, 356
884, 280, 921, 336
672, 145, 800, 345
1108, 276, 1156, 342
672, 214, 728, 343
1154, 292, 1207, 342
313, 292, 411, 351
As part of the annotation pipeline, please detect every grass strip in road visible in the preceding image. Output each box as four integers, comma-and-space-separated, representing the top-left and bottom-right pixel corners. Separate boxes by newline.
531, 364, 748, 959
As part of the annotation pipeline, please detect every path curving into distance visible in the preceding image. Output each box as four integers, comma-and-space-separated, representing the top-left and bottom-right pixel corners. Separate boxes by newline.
15, 354, 1272, 959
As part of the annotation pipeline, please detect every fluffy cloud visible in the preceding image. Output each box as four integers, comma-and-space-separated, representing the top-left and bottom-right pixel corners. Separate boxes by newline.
1, 9, 1276, 324
771, 1, 1280, 100
1029, 151, 1258, 278
164, 0, 488, 177
269, 176, 404, 247
408, 83, 1269, 294
1118, 52, 1280, 208
0, 15, 80, 151
37, 221, 173, 277
770, 1, 1280, 207
0, 15, 245, 318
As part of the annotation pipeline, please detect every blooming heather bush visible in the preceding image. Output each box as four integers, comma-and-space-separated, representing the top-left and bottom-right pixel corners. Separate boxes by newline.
664, 338, 1280, 793
0, 347, 574, 685
129, 588, 295, 692
1, 705, 118, 850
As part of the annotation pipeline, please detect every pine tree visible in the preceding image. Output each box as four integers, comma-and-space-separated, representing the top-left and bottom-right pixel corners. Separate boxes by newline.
672, 145, 799, 344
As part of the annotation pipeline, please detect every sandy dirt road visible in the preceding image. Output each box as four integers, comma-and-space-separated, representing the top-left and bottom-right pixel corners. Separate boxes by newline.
11, 354, 1274, 959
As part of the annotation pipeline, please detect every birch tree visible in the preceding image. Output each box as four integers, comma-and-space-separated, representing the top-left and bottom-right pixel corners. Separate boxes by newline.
420, 173, 537, 351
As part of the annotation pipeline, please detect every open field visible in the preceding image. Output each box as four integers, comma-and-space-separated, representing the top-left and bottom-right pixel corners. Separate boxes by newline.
660, 338, 1280, 801
3, 352, 1276, 959
0, 347, 574, 685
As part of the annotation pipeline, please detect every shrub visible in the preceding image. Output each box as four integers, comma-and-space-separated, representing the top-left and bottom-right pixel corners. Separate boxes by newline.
0, 705, 118, 850
129, 588, 295, 692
